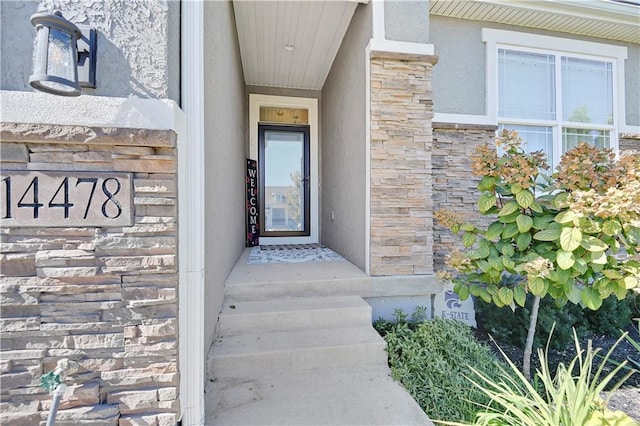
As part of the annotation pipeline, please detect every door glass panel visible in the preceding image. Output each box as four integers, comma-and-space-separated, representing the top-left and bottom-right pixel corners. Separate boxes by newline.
263, 130, 305, 232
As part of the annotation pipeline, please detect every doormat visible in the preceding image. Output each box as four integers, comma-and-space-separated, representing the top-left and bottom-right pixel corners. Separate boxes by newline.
247, 244, 346, 265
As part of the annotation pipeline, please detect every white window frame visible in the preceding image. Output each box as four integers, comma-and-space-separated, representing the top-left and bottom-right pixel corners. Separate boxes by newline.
482, 28, 628, 167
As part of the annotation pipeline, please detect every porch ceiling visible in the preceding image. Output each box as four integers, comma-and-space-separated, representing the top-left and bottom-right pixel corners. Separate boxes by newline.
232, 1, 365, 90
430, 0, 640, 44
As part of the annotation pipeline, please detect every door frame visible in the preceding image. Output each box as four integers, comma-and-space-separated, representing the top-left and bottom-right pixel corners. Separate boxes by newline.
249, 94, 319, 244
258, 123, 311, 237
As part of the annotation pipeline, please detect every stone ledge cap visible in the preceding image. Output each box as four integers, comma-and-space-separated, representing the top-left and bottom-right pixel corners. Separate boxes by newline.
0, 122, 176, 148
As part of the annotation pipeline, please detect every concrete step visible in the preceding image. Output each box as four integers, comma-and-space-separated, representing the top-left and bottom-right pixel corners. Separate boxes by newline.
224, 276, 371, 301
223, 257, 371, 301
205, 365, 433, 425
208, 326, 387, 380
217, 296, 373, 336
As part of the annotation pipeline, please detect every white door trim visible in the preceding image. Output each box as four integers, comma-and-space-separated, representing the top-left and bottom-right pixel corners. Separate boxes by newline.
179, 1, 205, 424
249, 94, 319, 245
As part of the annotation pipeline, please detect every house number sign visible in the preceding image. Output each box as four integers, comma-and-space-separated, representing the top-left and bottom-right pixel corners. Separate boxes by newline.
0, 171, 133, 227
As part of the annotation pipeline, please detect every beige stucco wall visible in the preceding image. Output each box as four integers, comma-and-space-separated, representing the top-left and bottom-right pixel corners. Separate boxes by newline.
0, 0, 180, 101
320, 3, 372, 270
203, 0, 247, 356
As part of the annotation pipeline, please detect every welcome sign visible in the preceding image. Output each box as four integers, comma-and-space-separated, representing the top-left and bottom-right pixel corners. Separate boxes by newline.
246, 159, 259, 247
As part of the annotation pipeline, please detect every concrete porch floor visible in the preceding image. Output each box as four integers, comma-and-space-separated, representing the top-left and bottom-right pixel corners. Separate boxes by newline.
224, 248, 442, 301
203, 248, 437, 425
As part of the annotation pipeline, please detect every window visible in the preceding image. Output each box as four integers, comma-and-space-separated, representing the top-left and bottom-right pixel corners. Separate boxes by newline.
483, 29, 627, 169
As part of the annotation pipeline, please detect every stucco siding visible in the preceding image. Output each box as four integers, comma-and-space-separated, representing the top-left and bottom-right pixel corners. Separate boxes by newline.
321, 3, 372, 270
0, 0, 179, 101
203, 0, 247, 357
384, 0, 429, 44
430, 15, 640, 127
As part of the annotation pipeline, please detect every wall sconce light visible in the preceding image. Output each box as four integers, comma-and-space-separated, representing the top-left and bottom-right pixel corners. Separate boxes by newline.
29, 10, 97, 97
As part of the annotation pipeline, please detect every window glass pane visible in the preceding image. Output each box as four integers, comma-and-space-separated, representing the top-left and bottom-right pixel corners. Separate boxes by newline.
562, 128, 610, 152
562, 58, 613, 125
260, 107, 308, 124
498, 124, 554, 167
498, 49, 555, 120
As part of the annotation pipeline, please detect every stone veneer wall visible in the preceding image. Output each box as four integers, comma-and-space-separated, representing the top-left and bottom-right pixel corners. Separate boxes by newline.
432, 123, 498, 270
369, 51, 438, 276
0, 123, 179, 426
619, 133, 640, 153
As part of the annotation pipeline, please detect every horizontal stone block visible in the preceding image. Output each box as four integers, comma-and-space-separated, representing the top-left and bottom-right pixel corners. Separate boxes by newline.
43, 357, 124, 374
72, 151, 113, 163
0, 348, 47, 361
0, 412, 41, 426
124, 326, 138, 338
29, 150, 77, 163
99, 255, 175, 274
134, 216, 175, 225
37, 267, 100, 278
157, 387, 177, 402
101, 365, 177, 387
67, 333, 124, 350
134, 179, 176, 195
39, 322, 122, 332
122, 287, 159, 301
1, 143, 29, 163
0, 292, 39, 305
133, 204, 177, 218
0, 371, 38, 389
0, 304, 40, 318
124, 340, 177, 355
108, 388, 157, 406
157, 413, 178, 426
35, 250, 95, 268
53, 403, 120, 423
157, 288, 175, 301
133, 197, 175, 206
122, 273, 177, 286
119, 414, 158, 426
0, 359, 11, 373
114, 158, 176, 174
40, 300, 122, 314
39, 292, 122, 303
137, 319, 176, 338
0, 400, 40, 413
0, 317, 40, 332
0, 253, 36, 277
53, 381, 100, 410
122, 223, 176, 236
94, 236, 176, 256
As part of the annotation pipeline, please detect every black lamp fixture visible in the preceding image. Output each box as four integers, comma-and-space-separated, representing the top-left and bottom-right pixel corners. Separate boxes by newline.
29, 10, 97, 97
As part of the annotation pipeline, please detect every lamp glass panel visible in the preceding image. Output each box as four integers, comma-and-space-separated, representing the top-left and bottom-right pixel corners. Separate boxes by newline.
39, 27, 76, 92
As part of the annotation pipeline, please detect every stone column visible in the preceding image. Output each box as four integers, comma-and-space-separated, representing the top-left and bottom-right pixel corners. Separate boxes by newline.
369, 51, 438, 276
0, 123, 179, 425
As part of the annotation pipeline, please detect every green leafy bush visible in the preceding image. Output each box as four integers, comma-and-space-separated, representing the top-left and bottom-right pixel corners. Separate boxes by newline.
476, 295, 632, 350
374, 313, 507, 423
584, 295, 632, 336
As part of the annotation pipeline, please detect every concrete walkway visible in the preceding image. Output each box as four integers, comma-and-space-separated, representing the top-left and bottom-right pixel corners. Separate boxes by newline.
204, 249, 433, 425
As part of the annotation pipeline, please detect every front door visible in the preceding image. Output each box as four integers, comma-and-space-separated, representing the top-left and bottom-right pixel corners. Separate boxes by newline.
258, 124, 310, 237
